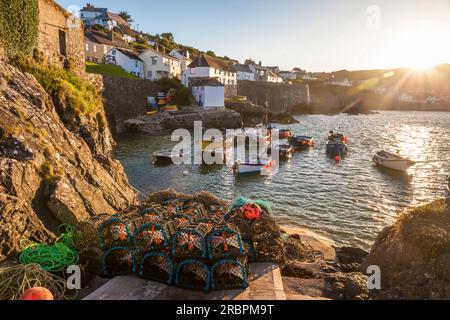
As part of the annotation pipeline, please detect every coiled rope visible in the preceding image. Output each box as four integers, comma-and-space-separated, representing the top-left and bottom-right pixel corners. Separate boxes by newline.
0, 264, 66, 300
19, 225, 78, 273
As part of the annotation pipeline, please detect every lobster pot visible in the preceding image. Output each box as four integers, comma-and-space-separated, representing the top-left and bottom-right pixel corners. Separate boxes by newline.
140, 205, 173, 222
250, 215, 282, 242
171, 225, 212, 259
180, 205, 207, 221
255, 237, 285, 264
243, 240, 256, 263
207, 225, 244, 259
211, 259, 249, 291
175, 260, 210, 292
139, 253, 174, 285
102, 247, 136, 277
133, 221, 176, 253
163, 199, 185, 215
170, 214, 194, 229
183, 201, 207, 217
98, 213, 150, 249
198, 215, 225, 229
228, 215, 252, 241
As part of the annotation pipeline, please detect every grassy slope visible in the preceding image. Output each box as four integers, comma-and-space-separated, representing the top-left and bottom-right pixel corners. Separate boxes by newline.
86, 62, 139, 79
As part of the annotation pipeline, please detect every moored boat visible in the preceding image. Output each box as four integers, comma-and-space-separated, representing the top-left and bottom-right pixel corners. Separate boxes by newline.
233, 156, 276, 176
373, 151, 415, 172
268, 144, 295, 160
289, 136, 314, 149
279, 129, 295, 139
153, 149, 190, 165
326, 140, 348, 158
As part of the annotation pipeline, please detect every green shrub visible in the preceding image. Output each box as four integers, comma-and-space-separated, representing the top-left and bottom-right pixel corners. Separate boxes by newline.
11, 53, 103, 116
0, 0, 39, 58
172, 87, 192, 106
156, 77, 182, 91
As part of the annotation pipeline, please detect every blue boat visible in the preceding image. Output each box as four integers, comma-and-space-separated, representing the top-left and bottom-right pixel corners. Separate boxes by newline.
288, 136, 314, 149
326, 140, 348, 157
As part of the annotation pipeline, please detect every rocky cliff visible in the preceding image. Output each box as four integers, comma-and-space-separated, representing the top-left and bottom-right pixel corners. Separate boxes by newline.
361, 198, 450, 299
0, 59, 137, 261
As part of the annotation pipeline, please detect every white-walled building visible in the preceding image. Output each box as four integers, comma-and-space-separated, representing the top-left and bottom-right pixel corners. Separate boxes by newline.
279, 70, 296, 81
139, 47, 182, 81
182, 53, 237, 87
80, 5, 129, 30
233, 64, 255, 81
266, 70, 283, 83
327, 77, 353, 87
191, 78, 225, 109
104, 48, 144, 78
169, 49, 192, 74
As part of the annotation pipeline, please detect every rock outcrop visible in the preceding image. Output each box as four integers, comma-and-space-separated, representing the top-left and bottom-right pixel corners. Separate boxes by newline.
361, 198, 450, 299
0, 59, 137, 261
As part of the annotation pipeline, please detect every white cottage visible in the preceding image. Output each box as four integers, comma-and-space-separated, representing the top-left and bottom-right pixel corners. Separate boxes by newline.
169, 49, 192, 74
233, 64, 255, 81
183, 53, 237, 87
191, 78, 225, 110
139, 47, 182, 81
104, 48, 144, 78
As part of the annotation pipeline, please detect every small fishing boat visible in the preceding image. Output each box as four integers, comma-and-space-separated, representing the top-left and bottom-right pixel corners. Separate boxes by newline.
289, 136, 314, 149
279, 129, 295, 139
153, 149, 190, 165
268, 144, 295, 160
326, 140, 348, 158
146, 110, 158, 116
373, 151, 415, 172
232, 156, 276, 176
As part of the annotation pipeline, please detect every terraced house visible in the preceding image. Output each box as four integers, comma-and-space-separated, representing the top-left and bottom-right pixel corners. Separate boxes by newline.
182, 53, 237, 89
139, 47, 182, 81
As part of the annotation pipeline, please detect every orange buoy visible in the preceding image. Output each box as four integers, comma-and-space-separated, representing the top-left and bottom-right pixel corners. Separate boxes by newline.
20, 287, 54, 300
335, 155, 341, 162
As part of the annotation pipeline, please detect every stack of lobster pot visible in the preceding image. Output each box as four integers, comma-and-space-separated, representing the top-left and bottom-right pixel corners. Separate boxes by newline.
173, 204, 250, 292
97, 210, 151, 277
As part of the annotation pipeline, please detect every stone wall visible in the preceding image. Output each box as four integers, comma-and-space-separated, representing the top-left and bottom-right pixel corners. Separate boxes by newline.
237, 81, 309, 114
37, 0, 85, 76
101, 76, 160, 133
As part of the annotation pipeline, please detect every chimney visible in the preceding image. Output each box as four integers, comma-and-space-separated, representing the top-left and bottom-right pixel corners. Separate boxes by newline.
87, 3, 93, 10
107, 30, 114, 41
184, 50, 190, 60
259, 60, 262, 66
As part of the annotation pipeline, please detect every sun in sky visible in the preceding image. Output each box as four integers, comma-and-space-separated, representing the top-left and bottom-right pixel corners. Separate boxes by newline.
383, 21, 450, 71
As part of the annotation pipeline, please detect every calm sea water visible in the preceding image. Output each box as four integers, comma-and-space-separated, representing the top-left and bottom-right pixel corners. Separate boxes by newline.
114, 111, 450, 249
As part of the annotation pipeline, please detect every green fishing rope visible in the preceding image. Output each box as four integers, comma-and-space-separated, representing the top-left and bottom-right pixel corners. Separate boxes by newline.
19, 224, 79, 273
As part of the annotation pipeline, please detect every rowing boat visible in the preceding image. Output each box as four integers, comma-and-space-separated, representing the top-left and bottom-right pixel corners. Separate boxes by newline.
373, 151, 415, 172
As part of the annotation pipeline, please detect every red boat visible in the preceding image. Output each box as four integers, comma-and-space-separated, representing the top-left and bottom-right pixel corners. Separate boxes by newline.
279, 129, 295, 139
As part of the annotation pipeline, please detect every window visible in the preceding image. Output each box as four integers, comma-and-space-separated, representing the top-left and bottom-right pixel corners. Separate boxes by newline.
112, 49, 116, 55
58, 30, 67, 56
85, 43, 89, 51
104, 45, 107, 54
147, 71, 153, 78
93, 45, 97, 53
152, 57, 157, 65
190, 68, 196, 74
135, 60, 138, 68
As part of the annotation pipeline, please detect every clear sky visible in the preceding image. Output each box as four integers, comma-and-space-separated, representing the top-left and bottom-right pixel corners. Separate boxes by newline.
56, 0, 450, 72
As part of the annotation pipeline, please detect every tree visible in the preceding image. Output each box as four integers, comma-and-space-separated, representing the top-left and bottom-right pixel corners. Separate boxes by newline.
118, 11, 133, 23
206, 50, 216, 57
160, 32, 174, 42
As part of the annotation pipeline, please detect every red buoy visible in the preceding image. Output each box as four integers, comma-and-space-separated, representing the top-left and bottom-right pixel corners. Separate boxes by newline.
20, 287, 54, 300
335, 155, 341, 162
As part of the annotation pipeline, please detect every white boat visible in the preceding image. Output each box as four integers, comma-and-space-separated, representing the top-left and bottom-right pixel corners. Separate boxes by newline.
233, 156, 276, 175
446, 185, 450, 198
235, 127, 271, 147
373, 151, 415, 172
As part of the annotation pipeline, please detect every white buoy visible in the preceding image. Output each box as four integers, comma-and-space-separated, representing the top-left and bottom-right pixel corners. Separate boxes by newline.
183, 170, 189, 176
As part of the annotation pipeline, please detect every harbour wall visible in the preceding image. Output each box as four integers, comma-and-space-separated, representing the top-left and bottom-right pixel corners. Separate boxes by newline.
237, 81, 310, 114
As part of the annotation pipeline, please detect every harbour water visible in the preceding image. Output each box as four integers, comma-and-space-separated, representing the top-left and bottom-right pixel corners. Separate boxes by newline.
114, 111, 450, 249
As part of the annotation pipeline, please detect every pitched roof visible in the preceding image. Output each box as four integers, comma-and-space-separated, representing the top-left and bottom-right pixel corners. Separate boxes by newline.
233, 64, 252, 73
95, 11, 129, 25
141, 47, 180, 61
266, 70, 281, 78
188, 53, 234, 72
191, 77, 224, 87
84, 30, 129, 49
115, 48, 143, 61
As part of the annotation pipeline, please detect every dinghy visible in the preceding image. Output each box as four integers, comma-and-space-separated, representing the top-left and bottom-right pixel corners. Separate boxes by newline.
233, 156, 276, 176
279, 129, 295, 139
153, 149, 190, 165
373, 151, 415, 172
